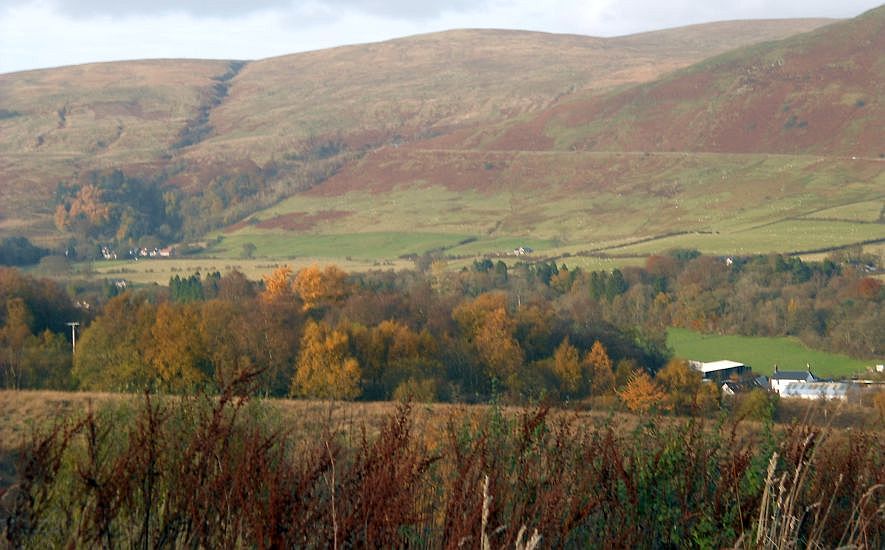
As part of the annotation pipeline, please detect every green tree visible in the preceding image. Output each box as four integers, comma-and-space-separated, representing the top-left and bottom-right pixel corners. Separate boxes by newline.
73, 293, 155, 391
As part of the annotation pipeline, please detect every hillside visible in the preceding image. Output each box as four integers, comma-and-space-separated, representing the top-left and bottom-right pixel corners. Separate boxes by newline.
0, 19, 833, 245
472, 6, 885, 155
214, 11, 883, 262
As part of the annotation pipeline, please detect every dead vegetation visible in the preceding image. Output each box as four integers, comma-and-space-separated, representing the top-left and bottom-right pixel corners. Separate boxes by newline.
1, 376, 881, 548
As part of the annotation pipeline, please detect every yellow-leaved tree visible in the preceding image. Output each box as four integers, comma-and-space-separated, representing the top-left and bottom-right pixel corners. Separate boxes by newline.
552, 337, 582, 396
292, 320, 361, 400
261, 265, 294, 303
584, 340, 615, 396
656, 358, 719, 414
148, 302, 209, 392
619, 369, 665, 414
292, 264, 349, 312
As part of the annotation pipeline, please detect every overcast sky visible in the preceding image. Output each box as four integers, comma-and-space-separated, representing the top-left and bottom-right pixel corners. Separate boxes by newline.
1, 0, 881, 74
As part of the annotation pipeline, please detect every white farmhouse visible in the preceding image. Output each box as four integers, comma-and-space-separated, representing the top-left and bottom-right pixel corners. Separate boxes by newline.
769, 365, 820, 394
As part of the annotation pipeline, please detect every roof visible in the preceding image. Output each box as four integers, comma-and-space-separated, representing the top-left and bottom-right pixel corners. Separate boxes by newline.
721, 378, 767, 394
771, 370, 818, 382
689, 360, 746, 373
780, 382, 854, 398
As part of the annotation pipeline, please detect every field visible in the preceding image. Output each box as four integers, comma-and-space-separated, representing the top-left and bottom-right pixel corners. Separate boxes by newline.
667, 327, 875, 377
85, 257, 414, 285
219, 151, 883, 263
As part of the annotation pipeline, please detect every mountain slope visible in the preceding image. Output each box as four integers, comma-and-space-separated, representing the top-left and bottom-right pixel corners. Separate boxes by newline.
0, 19, 832, 241
474, 6, 884, 155
220, 12, 883, 261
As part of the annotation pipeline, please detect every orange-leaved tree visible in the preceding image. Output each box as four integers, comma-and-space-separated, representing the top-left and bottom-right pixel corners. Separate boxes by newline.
656, 358, 719, 414
552, 337, 582, 396
584, 340, 615, 396
619, 369, 665, 414
292, 264, 350, 312
454, 293, 524, 389
261, 265, 294, 302
292, 320, 361, 400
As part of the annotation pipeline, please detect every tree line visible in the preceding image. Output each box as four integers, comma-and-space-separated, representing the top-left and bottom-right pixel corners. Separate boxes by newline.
0, 249, 881, 401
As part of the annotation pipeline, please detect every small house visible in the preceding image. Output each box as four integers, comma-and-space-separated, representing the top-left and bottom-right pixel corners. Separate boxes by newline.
769, 365, 821, 394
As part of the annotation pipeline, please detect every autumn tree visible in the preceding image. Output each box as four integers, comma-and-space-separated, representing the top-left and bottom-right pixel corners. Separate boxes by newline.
292, 320, 361, 400
198, 300, 262, 390
552, 337, 582, 396
656, 359, 718, 414
73, 293, 156, 391
292, 264, 350, 312
261, 265, 294, 303
584, 340, 615, 396
351, 319, 438, 400
454, 293, 524, 392
0, 298, 34, 388
54, 184, 111, 238
18, 330, 72, 389
216, 270, 257, 303
619, 369, 665, 413
147, 302, 209, 392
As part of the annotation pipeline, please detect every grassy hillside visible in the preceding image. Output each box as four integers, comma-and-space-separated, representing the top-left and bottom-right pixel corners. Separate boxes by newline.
0, 20, 834, 247
222, 150, 883, 260
222, 11, 883, 263
667, 328, 874, 377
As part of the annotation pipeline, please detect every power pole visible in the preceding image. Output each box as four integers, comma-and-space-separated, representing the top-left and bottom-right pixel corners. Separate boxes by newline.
66, 322, 80, 355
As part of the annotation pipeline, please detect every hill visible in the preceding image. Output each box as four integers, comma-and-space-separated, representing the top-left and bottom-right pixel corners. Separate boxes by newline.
472, 7, 884, 155
214, 11, 883, 263
0, 20, 834, 247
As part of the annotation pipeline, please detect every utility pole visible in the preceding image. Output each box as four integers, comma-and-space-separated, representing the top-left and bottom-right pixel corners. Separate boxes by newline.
66, 322, 80, 355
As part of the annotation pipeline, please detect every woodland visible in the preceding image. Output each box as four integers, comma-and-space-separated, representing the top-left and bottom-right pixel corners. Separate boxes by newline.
0, 249, 881, 404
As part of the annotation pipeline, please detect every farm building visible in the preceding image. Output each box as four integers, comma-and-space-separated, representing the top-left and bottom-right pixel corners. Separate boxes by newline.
778, 382, 858, 401
769, 365, 821, 394
720, 376, 767, 396
688, 359, 749, 382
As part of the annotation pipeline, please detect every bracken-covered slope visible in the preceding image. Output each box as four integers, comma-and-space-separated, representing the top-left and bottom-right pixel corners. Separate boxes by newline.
471, 6, 884, 155
0, 20, 833, 240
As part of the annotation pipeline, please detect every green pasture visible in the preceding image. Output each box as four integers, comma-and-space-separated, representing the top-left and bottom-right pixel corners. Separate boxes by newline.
609, 219, 885, 257
802, 201, 884, 222
230, 152, 882, 261
205, 231, 470, 260
667, 327, 874, 378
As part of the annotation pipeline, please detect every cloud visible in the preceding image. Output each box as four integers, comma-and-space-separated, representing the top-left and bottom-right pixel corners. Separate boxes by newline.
1, 0, 882, 74
0, 0, 484, 19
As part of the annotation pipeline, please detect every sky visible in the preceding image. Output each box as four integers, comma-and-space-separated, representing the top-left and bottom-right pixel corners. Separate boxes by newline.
0, 0, 881, 74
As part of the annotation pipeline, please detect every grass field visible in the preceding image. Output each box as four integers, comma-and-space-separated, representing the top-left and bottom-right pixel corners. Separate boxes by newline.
221, 150, 883, 264
667, 327, 875, 377
87, 257, 413, 285
611, 219, 885, 257
205, 231, 472, 260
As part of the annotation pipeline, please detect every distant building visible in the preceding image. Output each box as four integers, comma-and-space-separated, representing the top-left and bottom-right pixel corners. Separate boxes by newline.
720, 376, 767, 396
769, 364, 821, 394
688, 359, 749, 382
779, 382, 858, 401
